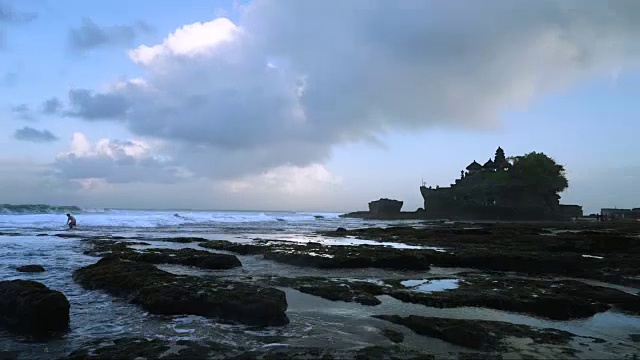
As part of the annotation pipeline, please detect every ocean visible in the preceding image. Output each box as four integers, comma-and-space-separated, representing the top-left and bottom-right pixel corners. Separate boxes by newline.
1, 206, 638, 359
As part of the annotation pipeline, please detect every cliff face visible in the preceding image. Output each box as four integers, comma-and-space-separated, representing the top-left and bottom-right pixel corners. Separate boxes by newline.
368, 198, 403, 216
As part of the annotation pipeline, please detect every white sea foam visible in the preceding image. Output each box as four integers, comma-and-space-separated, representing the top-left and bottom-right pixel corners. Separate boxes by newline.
0, 209, 342, 230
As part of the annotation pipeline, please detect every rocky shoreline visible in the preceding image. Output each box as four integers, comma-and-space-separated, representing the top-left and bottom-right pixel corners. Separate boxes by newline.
1, 220, 639, 359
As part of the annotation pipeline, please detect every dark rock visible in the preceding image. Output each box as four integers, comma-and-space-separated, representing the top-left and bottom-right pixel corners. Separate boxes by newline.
373, 315, 574, 352
61, 338, 220, 360
83, 240, 150, 256
155, 237, 208, 243
382, 328, 404, 343
16, 265, 45, 273
118, 248, 242, 270
317, 223, 640, 286
0, 280, 69, 338
369, 198, 403, 216
198, 240, 266, 255
73, 257, 288, 327
263, 243, 432, 271
457, 353, 503, 360
336, 227, 347, 233
630, 334, 640, 342
61, 338, 434, 360
270, 276, 384, 306
0, 351, 19, 360
83, 240, 242, 270
387, 274, 640, 320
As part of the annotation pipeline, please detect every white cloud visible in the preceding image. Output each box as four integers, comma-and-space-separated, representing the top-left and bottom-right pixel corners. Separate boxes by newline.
56, 0, 640, 184
128, 18, 241, 66
53, 133, 189, 184
223, 164, 342, 195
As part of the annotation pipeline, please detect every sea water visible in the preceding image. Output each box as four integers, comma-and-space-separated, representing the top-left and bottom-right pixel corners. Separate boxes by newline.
0, 207, 638, 359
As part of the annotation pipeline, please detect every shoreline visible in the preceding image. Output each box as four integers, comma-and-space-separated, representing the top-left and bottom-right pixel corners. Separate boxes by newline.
0, 218, 638, 359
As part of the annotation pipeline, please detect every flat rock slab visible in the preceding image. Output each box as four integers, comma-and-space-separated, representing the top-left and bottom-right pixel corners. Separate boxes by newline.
61, 337, 435, 360
386, 274, 640, 320
268, 276, 384, 306
200, 239, 433, 270
119, 248, 241, 270
373, 315, 578, 353
16, 264, 45, 273
318, 225, 640, 286
73, 257, 288, 327
84, 240, 242, 270
0, 280, 69, 338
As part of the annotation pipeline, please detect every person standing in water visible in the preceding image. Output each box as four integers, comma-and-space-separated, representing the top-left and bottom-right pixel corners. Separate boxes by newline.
66, 213, 76, 229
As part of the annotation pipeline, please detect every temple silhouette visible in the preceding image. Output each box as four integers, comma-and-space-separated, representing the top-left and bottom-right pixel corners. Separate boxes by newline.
420, 147, 582, 220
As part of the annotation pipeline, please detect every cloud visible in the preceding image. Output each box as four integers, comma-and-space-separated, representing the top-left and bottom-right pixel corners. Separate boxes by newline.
53, 133, 189, 184
0, 1, 37, 24
65, 89, 130, 119
59, 0, 640, 182
0, 71, 17, 87
10, 103, 35, 121
41, 97, 62, 115
0, 1, 37, 49
68, 18, 152, 52
223, 164, 342, 195
13, 126, 58, 143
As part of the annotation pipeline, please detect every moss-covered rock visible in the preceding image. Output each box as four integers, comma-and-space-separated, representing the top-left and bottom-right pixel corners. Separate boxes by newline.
386, 274, 640, 320
84, 240, 242, 270
0, 280, 69, 338
373, 315, 575, 352
61, 338, 434, 360
73, 257, 288, 327
269, 276, 384, 306
16, 264, 45, 273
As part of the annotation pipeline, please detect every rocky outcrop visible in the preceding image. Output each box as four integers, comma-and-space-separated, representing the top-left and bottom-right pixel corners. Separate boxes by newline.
73, 257, 288, 327
0, 280, 69, 338
386, 274, 640, 320
373, 315, 578, 352
368, 198, 403, 216
62, 337, 434, 360
117, 248, 242, 270
268, 276, 384, 306
318, 224, 640, 287
263, 243, 432, 271
16, 264, 46, 273
84, 240, 242, 270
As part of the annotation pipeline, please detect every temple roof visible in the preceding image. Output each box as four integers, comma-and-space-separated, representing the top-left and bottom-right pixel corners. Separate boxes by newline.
466, 160, 483, 170
483, 158, 496, 168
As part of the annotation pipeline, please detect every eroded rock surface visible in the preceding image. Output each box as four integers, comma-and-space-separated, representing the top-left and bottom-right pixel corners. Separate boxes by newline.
385, 274, 640, 320
61, 337, 435, 360
73, 257, 288, 327
373, 315, 577, 352
268, 276, 385, 306
84, 240, 241, 270
318, 224, 640, 286
16, 264, 45, 273
0, 280, 69, 338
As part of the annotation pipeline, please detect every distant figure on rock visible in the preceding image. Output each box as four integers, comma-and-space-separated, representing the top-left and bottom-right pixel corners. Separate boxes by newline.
66, 214, 76, 229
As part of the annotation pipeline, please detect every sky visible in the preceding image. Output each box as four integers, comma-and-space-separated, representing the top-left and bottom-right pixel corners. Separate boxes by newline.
1, 0, 639, 213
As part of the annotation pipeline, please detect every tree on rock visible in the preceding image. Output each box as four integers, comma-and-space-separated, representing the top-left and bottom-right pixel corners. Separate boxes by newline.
510, 152, 568, 193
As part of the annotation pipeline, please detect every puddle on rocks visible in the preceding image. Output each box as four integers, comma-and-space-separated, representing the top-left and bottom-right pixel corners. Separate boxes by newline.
400, 279, 460, 293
